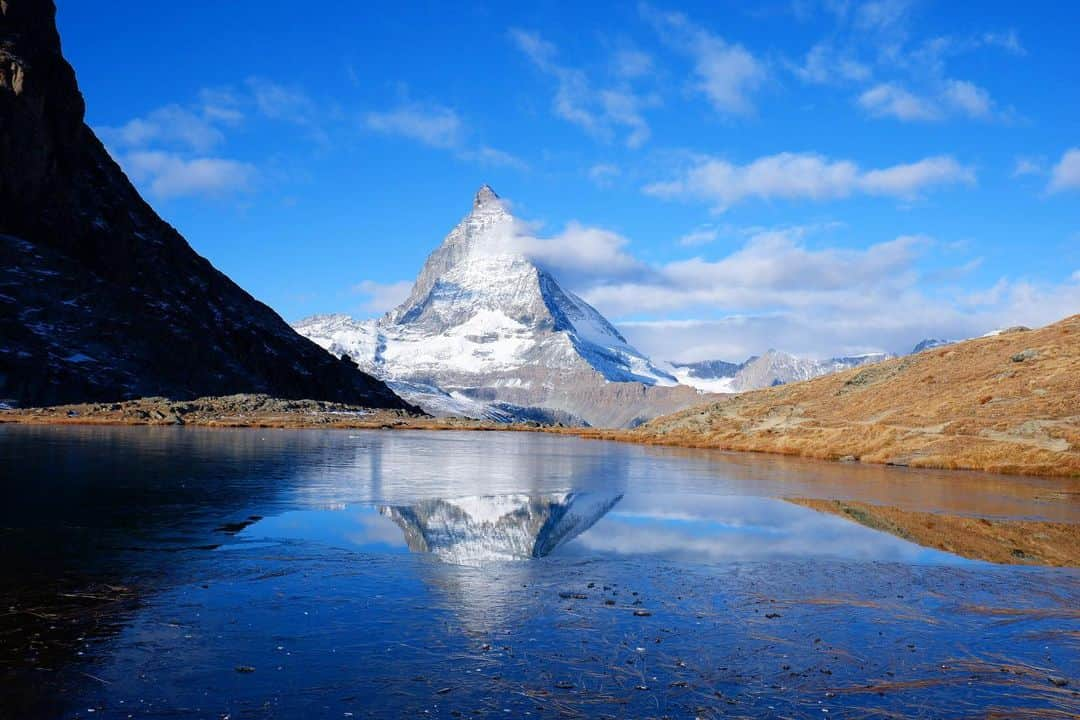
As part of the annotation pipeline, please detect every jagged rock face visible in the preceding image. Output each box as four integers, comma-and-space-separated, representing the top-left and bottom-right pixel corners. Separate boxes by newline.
296, 186, 711, 427
0, 2, 410, 409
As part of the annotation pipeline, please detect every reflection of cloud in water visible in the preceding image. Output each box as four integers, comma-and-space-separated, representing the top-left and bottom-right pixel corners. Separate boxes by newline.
380, 492, 622, 566
569, 495, 972, 565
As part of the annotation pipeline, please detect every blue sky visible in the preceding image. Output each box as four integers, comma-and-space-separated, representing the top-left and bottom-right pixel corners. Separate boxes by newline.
57, 0, 1078, 361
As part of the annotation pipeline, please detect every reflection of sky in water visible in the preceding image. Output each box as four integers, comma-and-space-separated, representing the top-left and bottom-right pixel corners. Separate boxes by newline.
238, 506, 410, 555
238, 493, 973, 567
569, 495, 971, 565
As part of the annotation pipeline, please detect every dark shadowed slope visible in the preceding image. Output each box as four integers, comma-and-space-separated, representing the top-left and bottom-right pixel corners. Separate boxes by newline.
0, 1, 409, 409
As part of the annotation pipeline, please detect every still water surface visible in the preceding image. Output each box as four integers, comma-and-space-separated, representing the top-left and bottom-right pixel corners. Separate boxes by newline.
1, 426, 1077, 718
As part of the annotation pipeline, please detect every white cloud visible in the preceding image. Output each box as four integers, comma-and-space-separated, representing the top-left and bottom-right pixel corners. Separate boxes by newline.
612, 49, 654, 78
942, 79, 991, 118
854, 0, 914, 33
609, 259, 1080, 363
460, 146, 529, 170
198, 88, 245, 125
363, 103, 525, 170
1048, 148, 1080, 193
496, 220, 646, 286
677, 227, 718, 247
98, 81, 331, 200
792, 43, 871, 84
980, 30, 1025, 56
857, 83, 938, 120
642, 4, 766, 116
859, 79, 1001, 123
644, 152, 974, 210
588, 163, 620, 187
509, 29, 655, 148
352, 280, 413, 314
99, 104, 227, 153
616, 280, 1076, 363
122, 151, 256, 199
581, 231, 926, 317
859, 156, 975, 196
364, 104, 464, 149
598, 88, 652, 148
1012, 157, 1042, 177
246, 78, 319, 125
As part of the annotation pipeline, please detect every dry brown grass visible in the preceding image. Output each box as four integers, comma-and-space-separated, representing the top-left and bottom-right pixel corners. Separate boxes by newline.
788, 498, 1080, 566
559, 314, 1080, 477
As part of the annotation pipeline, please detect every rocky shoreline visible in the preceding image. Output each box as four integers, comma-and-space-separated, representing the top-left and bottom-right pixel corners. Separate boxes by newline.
0, 394, 506, 431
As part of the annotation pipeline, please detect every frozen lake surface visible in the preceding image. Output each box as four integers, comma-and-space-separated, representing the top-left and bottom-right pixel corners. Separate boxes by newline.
1, 426, 1077, 718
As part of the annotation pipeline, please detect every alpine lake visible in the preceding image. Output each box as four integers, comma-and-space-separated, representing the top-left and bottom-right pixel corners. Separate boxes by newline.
1, 425, 1077, 719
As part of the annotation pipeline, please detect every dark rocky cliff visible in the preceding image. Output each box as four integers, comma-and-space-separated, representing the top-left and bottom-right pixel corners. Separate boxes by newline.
0, 1, 410, 409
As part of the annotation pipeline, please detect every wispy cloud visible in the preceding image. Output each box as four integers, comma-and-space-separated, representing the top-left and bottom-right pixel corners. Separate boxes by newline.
857, 79, 993, 121
588, 163, 620, 187
787, 3, 1021, 124
460, 146, 529, 170
1012, 157, 1043, 177
611, 49, 654, 79
98, 79, 333, 199
100, 104, 227, 153
641, 3, 766, 116
363, 101, 526, 169
352, 280, 413, 314
644, 152, 974, 211
99, 94, 257, 199
857, 83, 938, 120
509, 29, 657, 147
123, 151, 256, 199
790, 42, 871, 85
677, 226, 718, 247
1048, 148, 1080, 193
364, 103, 464, 148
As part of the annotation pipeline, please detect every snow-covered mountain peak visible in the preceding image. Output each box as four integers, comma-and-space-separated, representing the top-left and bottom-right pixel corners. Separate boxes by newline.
473, 183, 501, 209
295, 186, 697, 425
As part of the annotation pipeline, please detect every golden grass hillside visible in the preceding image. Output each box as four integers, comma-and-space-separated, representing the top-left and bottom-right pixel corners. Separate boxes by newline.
578, 314, 1080, 477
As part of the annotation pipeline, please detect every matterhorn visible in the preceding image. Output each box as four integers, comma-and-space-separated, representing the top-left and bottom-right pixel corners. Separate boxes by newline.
295, 186, 707, 427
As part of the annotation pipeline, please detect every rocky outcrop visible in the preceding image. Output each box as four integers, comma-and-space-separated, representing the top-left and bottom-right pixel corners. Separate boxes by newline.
0, 2, 410, 409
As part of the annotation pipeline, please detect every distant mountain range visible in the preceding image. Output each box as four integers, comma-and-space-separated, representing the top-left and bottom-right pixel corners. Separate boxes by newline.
0, 2, 409, 410
664, 338, 956, 394
666, 350, 891, 393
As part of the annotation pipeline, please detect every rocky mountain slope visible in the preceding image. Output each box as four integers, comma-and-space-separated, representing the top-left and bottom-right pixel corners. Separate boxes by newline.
296, 186, 709, 427
0, 2, 409, 410
585, 315, 1080, 477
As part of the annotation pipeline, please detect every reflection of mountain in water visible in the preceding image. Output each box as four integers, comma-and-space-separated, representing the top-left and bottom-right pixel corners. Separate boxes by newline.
381, 492, 622, 566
